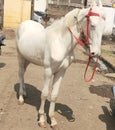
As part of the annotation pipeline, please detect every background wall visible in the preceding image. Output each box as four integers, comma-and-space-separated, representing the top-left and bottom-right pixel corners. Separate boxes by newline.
3, 0, 31, 29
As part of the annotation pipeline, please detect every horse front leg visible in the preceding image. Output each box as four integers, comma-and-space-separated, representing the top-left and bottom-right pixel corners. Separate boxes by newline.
38, 68, 52, 127
18, 55, 29, 104
49, 69, 66, 129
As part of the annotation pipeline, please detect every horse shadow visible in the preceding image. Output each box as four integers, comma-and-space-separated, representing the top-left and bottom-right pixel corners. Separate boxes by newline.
99, 106, 115, 130
89, 85, 113, 99
75, 58, 87, 65
0, 63, 5, 68
14, 83, 75, 123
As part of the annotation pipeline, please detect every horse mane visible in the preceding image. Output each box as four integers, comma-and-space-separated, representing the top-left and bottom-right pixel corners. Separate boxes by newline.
49, 17, 65, 29
46, 17, 69, 34
46, 4, 105, 32
64, 8, 80, 27
46, 8, 80, 31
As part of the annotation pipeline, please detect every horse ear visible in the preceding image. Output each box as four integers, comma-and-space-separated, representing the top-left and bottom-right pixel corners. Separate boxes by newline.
91, 0, 103, 7
98, 0, 102, 7
77, 9, 87, 23
90, 0, 97, 7
65, 8, 80, 27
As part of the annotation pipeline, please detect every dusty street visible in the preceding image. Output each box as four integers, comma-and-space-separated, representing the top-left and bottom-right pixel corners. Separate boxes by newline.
0, 31, 115, 130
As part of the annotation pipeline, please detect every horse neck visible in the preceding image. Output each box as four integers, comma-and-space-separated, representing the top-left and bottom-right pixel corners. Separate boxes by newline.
47, 18, 80, 51
59, 25, 80, 55
59, 20, 81, 49
46, 18, 71, 38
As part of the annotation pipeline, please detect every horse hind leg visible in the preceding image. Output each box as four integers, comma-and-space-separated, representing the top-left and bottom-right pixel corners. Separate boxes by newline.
18, 54, 29, 105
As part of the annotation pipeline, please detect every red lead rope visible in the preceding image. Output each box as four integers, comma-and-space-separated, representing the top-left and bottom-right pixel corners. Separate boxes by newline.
68, 27, 85, 47
68, 27, 98, 82
67, 8, 101, 82
84, 56, 98, 82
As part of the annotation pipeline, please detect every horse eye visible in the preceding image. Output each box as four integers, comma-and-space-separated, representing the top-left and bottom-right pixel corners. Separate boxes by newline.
74, 16, 77, 19
91, 25, 96, 30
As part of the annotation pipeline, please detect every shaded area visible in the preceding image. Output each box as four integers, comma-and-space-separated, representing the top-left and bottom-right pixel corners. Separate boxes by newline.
55, 103, 75, 122
14, 83, 75, 124
75, 59, 87, 65
89, 85, 113, 98
99, 106, 115, 130
110, 97, 115, 116
14, 83, 41, 109
101, 39, 115, 73
100, 56, 115, 73
0, 63, 5, 68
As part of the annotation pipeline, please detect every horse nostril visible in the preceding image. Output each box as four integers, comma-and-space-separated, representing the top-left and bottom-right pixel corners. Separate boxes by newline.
91, 52, 95, 57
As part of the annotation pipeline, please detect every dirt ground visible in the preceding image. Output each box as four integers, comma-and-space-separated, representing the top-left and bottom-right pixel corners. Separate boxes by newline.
0, 27, 115, 130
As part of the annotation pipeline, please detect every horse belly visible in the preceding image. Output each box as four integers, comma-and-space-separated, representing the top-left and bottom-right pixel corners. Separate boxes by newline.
17, 32, 45, 66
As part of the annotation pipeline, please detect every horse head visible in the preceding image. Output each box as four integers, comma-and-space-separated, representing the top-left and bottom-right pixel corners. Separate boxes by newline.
79, 0, 106, 57
65, 0, 106, 58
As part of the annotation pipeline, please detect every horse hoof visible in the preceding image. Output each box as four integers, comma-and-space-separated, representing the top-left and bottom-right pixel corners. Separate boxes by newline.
38, 122, 46, 128
51, 125, 59, 130
18, 95, 24, 105
18, 100, 24, 105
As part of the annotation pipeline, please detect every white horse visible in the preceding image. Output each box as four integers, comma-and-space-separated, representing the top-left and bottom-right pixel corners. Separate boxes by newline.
16, 0, 105, 129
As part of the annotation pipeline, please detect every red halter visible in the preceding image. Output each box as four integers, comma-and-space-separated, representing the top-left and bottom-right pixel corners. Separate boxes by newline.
85, 8, 100, 44
68, 8, 102, 46
68, 8, 101, 82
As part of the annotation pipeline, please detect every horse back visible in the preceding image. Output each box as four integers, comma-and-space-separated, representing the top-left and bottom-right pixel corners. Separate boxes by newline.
16, 20, 45, 66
